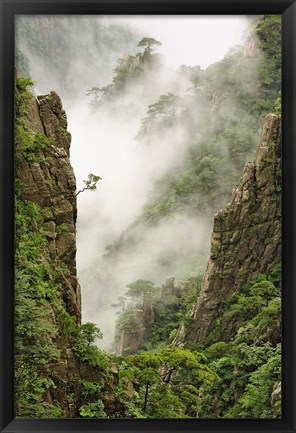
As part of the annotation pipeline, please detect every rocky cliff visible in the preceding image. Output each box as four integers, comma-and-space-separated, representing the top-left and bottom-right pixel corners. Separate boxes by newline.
15, 85, 85, 416
15, 83, 132, 418
176, 113, 281, 345
114, 293, 154, 356
17, 90, 81, 320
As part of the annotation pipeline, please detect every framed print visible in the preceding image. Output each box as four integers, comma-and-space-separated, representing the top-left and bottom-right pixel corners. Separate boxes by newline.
0, 0, 295, 432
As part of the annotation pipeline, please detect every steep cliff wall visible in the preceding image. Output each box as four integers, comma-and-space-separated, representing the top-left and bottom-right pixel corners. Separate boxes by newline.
176, 113, 281, 345
17, 90, 81, 320
15, 83, 126, 418
15, 84, 85, 416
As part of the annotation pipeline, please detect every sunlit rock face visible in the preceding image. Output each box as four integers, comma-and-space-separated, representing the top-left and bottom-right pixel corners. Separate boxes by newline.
176, 114, 281, 345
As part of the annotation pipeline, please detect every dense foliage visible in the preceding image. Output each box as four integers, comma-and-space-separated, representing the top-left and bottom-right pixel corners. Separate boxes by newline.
113, 265, 281, 418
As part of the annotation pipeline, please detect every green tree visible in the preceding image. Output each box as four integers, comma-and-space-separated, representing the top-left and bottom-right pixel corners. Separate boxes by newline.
86, 87, 103, 105
76, 173, 102, 196
148, 384, 186, 418
122, 348, 217, 417
125, 279, 159, 307
249, 280, 279, 305
136, 93, 179, 140
137, 37, 161, 54
139, 367, 161, 413
79, 400, 106, 418
72, 323, 104, 366
227, 348, 281, 418
78, 322, 103, 346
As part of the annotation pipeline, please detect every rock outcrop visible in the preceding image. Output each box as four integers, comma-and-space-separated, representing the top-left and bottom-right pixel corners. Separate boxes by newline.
114, 277, 182, 355
114, 293, 154, 356
176, 114, 281, 345
16, 89, 83, 416
17, 91, 81, 320
114, 309, 147, 356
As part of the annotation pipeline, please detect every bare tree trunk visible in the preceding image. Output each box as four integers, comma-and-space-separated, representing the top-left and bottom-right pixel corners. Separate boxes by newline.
143, 383, 149, 413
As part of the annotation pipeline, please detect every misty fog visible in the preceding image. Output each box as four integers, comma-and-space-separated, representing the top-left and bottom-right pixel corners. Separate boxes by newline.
16, 15, 259, 351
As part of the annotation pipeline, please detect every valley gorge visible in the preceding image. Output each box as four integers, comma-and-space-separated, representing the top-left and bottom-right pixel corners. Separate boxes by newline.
14, 14, 282, 419
15, 83, 282, 418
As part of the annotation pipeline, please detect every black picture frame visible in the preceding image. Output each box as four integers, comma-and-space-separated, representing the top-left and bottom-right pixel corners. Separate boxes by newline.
0, 1, 295, 432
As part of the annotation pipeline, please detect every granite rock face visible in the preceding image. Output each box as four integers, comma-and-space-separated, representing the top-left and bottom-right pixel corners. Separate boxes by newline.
16, 90, 82, 416
114, 309, 148, 356
176, 114, 281, 345
17, 91, 81, 319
